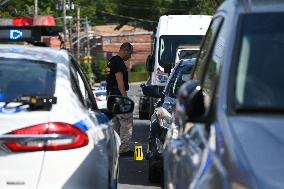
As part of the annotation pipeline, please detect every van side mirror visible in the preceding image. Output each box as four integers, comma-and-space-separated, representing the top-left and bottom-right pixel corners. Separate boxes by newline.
164, 63, 172, 74
146, 55, 154, 72
107, 95, 134, 114
175, 80, 205, 126
142, 85, 165, 98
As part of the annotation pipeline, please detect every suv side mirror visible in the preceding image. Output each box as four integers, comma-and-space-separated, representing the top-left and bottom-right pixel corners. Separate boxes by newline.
107, 95, 134, 114
140, 83, 145, 88
142, 85, 165, 98
175, 80, 205, 126
146, 55, 154, 72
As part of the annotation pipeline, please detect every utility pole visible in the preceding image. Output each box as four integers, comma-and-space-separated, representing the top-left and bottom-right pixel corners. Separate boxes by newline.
86, 17, 90, 57
34, 0, 38, 16
76, 7, 80, 64
63, 0, 67, 45
69, 20, 72, 51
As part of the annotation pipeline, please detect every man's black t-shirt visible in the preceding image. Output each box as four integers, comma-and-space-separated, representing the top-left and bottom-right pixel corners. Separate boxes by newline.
105, 55, 129, 94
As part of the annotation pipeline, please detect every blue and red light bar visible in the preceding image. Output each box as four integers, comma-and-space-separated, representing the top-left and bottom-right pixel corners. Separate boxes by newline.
0, 26, 63, 42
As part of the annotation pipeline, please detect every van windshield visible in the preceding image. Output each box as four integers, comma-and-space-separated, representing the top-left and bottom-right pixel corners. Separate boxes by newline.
0, 58, 56, 101
234, 13, 284, 112
159, 35, 203, 66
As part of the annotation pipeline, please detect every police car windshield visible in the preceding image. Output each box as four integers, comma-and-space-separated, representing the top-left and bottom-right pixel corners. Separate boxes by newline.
235, 13, 284, 111
0, 58, 56, 101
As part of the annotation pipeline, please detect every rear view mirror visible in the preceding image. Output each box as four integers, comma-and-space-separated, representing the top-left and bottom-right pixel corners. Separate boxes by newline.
142, 85, 165, 98
107, 95, 134, 114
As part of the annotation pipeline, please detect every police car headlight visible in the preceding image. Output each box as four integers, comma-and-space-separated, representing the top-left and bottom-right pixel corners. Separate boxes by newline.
157, 107, 172, 129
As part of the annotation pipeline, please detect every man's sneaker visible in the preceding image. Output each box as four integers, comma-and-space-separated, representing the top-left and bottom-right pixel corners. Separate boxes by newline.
119, 150, 134, 157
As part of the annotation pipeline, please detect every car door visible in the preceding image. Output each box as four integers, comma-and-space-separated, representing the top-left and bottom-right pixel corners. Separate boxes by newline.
163, 16, 225, 189
69, 58, 119, 187
37, 57, 112, 189
188, 15, 227, 189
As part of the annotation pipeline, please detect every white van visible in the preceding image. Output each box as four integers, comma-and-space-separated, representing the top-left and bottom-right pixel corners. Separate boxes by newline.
145, 15, 212, 115
146, 15, 212, 85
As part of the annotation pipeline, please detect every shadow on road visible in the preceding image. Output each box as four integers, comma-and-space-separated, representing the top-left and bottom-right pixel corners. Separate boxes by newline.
119, 157, 160, 187
118, 119, 161, 188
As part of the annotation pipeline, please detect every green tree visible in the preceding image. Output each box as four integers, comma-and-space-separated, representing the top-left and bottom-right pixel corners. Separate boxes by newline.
0, 0, 223, 29
0, 0, 61, 18
113, 0, 223, 31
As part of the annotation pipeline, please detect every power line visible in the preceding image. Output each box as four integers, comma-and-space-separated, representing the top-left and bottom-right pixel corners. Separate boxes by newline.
119, 4, 190, 11
96, 10, 157, 23
96, 1, 191, 11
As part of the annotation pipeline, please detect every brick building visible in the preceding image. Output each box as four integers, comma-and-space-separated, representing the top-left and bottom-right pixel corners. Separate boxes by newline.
42, 37, 62, 48
92, 24, 153, 68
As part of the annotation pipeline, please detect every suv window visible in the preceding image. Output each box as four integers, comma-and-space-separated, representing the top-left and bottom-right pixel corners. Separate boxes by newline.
202, 34, 225, 109
0, 58, 56, 101
193, 17, 224, 81
235, 13, 284, 111
70, 63, 85, 106
70, 60, 94, 109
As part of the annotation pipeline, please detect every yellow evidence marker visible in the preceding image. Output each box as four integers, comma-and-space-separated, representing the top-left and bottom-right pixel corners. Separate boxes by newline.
134, 146, 143, 160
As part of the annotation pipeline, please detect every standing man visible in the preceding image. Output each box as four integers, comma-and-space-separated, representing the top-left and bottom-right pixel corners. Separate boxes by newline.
104, 42, 134, 156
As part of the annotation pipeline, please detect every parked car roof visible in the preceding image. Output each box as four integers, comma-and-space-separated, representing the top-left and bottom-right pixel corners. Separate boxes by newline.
0, 44, 69, 65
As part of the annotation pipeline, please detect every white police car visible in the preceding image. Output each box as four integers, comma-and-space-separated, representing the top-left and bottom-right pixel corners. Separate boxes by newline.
92, 87, 107, 110
0, 27, 134, 189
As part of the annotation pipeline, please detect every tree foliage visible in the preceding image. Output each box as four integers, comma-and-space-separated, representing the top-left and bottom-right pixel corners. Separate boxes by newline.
0, 0, 223, 30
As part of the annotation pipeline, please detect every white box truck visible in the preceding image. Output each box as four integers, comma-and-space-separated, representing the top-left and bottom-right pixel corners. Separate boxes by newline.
145, 15, 212, 116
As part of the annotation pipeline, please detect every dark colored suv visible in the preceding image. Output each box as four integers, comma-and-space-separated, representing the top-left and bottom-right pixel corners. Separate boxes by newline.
143, 59, 195, 183
163, 0, 284, 189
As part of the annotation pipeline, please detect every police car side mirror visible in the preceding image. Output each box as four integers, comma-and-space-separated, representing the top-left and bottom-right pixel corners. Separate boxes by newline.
107, 95, 134, 114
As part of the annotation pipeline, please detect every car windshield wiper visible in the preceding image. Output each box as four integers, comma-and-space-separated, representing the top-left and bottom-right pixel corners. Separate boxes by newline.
1, 95, 57, 110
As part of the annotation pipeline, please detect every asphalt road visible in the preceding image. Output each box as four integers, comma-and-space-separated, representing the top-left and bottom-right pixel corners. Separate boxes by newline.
118, 83, 161, 189
128, 82, 143, 118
